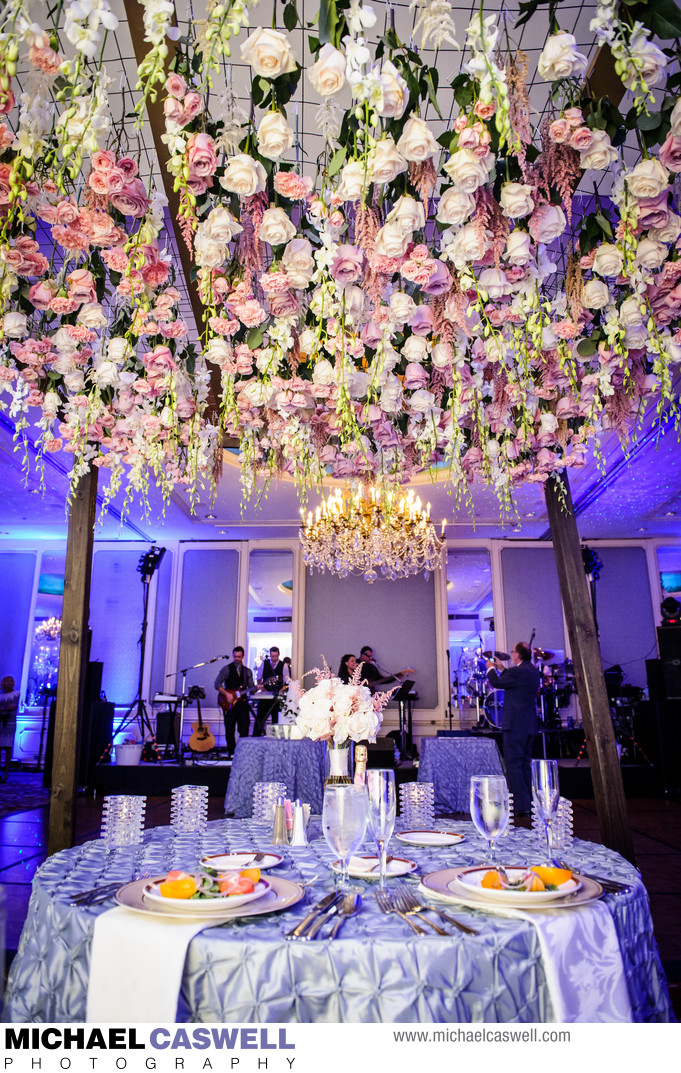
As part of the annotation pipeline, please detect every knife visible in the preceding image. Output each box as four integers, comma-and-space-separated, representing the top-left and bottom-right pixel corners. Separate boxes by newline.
285, 892, 341, 940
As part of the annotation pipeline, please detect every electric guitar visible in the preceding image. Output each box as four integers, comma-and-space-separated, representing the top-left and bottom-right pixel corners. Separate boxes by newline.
218, 686, 251, 712
187, 686, 216, 753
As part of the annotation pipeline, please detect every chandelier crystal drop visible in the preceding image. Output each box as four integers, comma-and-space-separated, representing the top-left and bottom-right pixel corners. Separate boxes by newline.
299, 486, 446, 583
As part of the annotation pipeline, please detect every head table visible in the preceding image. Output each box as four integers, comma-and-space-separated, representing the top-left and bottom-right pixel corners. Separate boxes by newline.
3, 818, 672, 1024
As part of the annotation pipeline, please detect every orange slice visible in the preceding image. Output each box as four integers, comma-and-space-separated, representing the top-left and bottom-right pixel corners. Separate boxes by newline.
159, 875, 198, 899
239, 867, 261, 884
531, 865, 572, 887
217, 874, 255, 896
480, 869, 503, 889
527, 873, 546, 892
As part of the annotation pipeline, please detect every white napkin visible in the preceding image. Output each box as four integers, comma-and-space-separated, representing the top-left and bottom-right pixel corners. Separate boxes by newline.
87, 907, 214, 1023
419, 885, 632, 1023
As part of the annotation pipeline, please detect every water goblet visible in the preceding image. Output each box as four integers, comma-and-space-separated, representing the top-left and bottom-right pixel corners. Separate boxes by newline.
322, 784, 368, 890
366, 769, 396, 889
469, 775, 509, 862
531, 759, 560, 864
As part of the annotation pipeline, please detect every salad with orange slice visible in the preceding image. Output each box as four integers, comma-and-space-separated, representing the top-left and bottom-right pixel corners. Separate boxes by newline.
158, 866, 261, 900
480, 865, 573, 893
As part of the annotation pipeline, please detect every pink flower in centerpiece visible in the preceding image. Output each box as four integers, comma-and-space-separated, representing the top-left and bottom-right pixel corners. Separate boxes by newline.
29, 280, 58, 310
659, 134, 681, 172
181, 92, 203, 124
186, 132, 218, 179
269, 291, 300, 318
568, 126, 594, 151
236, 300, 268, 327
474, 101, 496, 120
408, 305, 434, 335
329, 244, 365, 285
403, 363, 429, 389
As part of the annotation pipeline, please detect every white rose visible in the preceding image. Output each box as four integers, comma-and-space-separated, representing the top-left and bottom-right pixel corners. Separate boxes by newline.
448, 222, 491, 266
500, 182, 535, 218
579, 129, 618, 171
431, 342, 453, 369
52, 327, 78, 357
204, 206, 242, 242
282, 238, 315, 288
385, 195, 425, 235
650, 212, 681, 244
537, 32, 588, 80
194, 231, 225, 268
259, 206, 297, 246
626, 158, 669, 200
479, 267, 510, 299
370, 138, 408, 184
671, 98, 681, 138
93, 359, 119, 388
257, 111, 295, 161
374, 220, 410, 257
380, 374, 403, 412
389, 291, 416, 323
42, 391, 60, 416
625, 27, 667, 90
78, 302, 107, 328
402, 335, 428, 362
220, 154, 267, 197
624, 323, 648, 348
504, 230, 532, 265
336, 161, 365, 201
592, 243, 624, 277
349, 369, 369, 398
436, 187, 475, 226
2, 312, 27, 337
635, 237, 667, 269
443, 148, 492, 193
582, 279, 610, 309
396, 116, 440, 162
242, 380, 276, 408
240, 27, 297, 79
206, 337, 232, 367
620, 296, 645, 327
107, 337, 132, 363
408, 388, 438, 415
51, 355, 75, 375
312, 358, 335, 385
298, 328, 318, 355
63, 370, 85, 392
307, 43, 346, 97
377, 60, 408, 119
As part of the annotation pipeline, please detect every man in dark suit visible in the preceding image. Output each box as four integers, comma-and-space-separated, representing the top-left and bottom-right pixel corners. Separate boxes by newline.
486, 642, 541, 814
214, 647, 254, 756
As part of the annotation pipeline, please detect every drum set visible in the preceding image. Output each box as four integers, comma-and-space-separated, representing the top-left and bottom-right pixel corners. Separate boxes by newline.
455, 645, 577, 729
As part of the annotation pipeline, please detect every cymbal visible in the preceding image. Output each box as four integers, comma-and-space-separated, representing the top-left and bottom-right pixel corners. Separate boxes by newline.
483, 650, 510, 661
533, 648, 555, 660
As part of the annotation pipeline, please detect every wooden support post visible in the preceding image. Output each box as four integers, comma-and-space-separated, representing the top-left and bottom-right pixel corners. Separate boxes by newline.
47, 468, 98, 855
544, 472, 635, 863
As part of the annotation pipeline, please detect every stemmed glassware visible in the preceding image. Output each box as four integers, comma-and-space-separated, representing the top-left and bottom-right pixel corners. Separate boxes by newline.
366, 769, 396, 889
322, 784, 368, 889
531, 759, 560, 864
470, 775, 509, 862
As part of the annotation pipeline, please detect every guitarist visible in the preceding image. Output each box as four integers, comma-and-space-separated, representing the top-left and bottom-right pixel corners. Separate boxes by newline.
214, 646, 254, 757
253, 646, 290, 737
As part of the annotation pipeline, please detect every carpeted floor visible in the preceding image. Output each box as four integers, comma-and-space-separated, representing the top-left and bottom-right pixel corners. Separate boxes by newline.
0, 771, 50, 818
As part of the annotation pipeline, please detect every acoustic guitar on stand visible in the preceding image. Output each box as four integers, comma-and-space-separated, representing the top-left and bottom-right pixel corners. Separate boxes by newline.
187, 686, 216, 753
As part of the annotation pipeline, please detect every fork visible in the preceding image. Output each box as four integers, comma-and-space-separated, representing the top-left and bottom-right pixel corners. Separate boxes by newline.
391, 888, 449, 935
396, 886, 478, 936
375, 888, 426, 935
69, 871, 153, 906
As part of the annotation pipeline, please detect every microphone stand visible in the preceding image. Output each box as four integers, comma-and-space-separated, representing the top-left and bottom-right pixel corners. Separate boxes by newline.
446, 650, 453, 730
165, 653, 230, 761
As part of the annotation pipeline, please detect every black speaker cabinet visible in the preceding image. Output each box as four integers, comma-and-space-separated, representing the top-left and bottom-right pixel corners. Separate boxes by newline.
657, 627, 681, 700
646, 660, 681, 792
156, 708, 180, 752
367, 739, 397, 769
43, 698, 114, 788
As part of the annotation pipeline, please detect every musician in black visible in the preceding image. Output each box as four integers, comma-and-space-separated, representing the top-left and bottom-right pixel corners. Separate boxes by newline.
253, 646, 290, 736
214, 646, 254, 756
486, 642, 541, 814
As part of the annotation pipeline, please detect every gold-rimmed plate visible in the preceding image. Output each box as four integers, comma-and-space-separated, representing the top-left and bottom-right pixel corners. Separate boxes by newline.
114, 875, 304, 921
200, 852, 284, 872
395, 830, 465, 848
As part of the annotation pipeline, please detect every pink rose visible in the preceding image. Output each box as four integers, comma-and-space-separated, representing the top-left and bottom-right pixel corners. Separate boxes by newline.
549, 119, 570, 143
163, 96, 184, 124
403, 363, 428, 389
568, 126, 594, 151
110, 178, 149, 218
117, 157, 138, 180
458, 128, 480, 149
659, 133, 681, 173
88, 170, 110, 195
329, 244, 365, 284
67, 268, 97, 304
454, 116, 468, 133
0, 164, 11, 205
636, 191, 670, 229
407, 305, 434, 335
181, 92, 203, 124
361, 322, 383, 348
186, 132, 218, 179
57, 201, 80, 224
105, 167, 126, 194
165, 73, 187, 98
29, 280, 57, 310
269, 291, 300, 318
474, 102, 496, 120
92, 150, 116, 171
0, 87, 15, 115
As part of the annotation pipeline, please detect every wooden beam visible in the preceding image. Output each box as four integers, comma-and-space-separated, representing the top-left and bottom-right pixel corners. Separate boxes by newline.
47, 468, 98, 855
544, 472, 635, 863
123, 0, 222, 413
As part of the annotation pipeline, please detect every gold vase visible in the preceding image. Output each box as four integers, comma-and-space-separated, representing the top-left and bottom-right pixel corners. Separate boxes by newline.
324, 740, 353, 786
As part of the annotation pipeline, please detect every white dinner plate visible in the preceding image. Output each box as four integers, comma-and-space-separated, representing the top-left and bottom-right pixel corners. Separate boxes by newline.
142, 876, 271, 913
395, 830, 465, 848
452, 866, 581, 905
115, 875, 304, 920
200, 852, 284, 872
420, 867, 602, 912
331, 855, 417, 879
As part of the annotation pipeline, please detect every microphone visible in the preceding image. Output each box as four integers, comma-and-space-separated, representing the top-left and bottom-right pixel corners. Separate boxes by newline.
529, 627, 536, 648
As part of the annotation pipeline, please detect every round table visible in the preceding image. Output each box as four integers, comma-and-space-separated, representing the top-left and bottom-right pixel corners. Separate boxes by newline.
3, 820, 673, 1023
225, 737, 326, 817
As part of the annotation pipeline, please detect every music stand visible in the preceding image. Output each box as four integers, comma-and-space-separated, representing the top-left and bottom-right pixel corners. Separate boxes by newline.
393, 679, 415, 758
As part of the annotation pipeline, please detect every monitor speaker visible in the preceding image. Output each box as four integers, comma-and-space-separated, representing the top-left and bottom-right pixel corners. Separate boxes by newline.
657, 627, 681, 700
367, 739, 396, 769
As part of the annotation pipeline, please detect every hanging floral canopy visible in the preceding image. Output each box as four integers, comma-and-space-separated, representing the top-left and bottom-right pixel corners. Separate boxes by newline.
1, 0, 681, 516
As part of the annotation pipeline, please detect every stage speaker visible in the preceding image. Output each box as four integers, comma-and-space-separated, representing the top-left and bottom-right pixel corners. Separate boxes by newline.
657, 627, 681, 700
645, 661, 681, 792
156, 709, 180, 752
43, 698, 114, 788
367, 738, 396, 769
84, 661, 103, 703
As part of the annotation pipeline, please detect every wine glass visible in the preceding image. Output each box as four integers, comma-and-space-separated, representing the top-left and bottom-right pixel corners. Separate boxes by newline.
366, 769, 396, 889
531, 759, 560, 864
322, 784, 368, 889
470, 775, 509, 862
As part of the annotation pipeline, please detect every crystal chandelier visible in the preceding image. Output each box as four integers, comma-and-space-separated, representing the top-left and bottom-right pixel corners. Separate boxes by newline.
300, 485, 445, 582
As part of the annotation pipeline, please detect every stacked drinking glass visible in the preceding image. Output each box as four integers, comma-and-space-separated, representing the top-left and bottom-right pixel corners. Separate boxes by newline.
170, 785, 209, 834
252, 781, 287, 824
100, 795, 146, 848
399, 782, 435, 826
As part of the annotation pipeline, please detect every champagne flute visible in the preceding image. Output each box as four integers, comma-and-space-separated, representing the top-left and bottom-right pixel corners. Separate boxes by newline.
531, 759, 560, 864
322, 784, 368, 889
366, 769, 396, 889
470, 775, 509, 862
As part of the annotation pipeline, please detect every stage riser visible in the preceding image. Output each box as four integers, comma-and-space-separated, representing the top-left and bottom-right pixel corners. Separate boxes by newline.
93, 764, 230, 797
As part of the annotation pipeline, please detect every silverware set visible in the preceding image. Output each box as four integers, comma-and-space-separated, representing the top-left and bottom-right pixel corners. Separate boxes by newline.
285, 891, 363, 941
376, 885, 477, 936
68, 871, 153, 907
